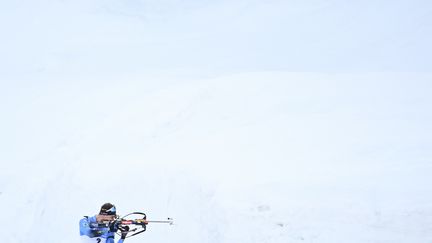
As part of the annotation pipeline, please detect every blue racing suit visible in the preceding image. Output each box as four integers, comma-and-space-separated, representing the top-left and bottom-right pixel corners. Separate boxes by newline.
79, 216, 124, 243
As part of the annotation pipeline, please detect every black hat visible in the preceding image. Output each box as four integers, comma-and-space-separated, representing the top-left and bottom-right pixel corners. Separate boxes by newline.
99, 203, 116, 215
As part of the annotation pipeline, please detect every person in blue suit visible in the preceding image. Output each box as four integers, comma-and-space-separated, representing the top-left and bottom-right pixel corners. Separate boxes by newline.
80, 203, 129, 243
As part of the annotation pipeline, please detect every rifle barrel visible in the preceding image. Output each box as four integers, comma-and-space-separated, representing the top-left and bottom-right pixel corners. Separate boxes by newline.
147, 220, 173, 223
120, 219, 173, 225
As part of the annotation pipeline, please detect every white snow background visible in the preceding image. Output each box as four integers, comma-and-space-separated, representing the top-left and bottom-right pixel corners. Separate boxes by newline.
1, 1, 432, 243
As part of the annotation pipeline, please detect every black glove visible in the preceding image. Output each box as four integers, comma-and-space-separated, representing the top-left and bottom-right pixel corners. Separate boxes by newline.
119, 225, 130, 240
109, 220, 120, 232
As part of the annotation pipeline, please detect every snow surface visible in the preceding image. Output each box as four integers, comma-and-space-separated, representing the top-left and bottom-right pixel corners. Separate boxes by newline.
2, 73, 432, 243
1, 1, 432, 243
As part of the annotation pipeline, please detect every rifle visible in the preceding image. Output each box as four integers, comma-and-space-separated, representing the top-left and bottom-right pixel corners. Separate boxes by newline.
111, 212, 174, 238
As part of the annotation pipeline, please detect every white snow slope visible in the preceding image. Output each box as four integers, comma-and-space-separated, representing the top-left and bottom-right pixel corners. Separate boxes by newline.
2, 73, 432, 243
1, 1, 432, 243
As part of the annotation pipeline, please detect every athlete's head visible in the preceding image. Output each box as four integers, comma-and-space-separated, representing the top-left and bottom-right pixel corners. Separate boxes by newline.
96, 203, 117, 223
99, 203, 116, 215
